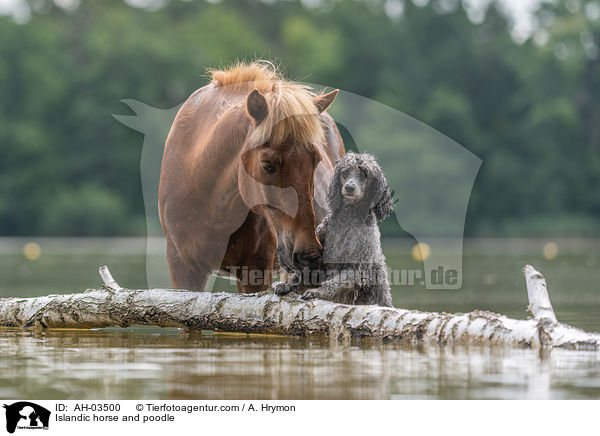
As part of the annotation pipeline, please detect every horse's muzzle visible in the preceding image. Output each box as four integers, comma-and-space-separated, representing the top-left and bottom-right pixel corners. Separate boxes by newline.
277, 241, 295, 273
292, 249, 322, 270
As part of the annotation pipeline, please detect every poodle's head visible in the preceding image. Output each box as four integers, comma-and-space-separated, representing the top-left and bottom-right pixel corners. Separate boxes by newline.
327, 152, 394, 222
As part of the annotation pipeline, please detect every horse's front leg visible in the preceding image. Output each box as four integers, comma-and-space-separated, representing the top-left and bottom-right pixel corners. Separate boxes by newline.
166, 240, 212, 291
235, 268, 274, 293
231, 245, 276, 293
220, 212, 277, 293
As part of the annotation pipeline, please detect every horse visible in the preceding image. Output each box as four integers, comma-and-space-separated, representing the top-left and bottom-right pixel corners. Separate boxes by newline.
158, 61, 345, 292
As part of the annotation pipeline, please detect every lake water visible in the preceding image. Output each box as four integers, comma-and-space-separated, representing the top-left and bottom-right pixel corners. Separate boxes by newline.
1, 237, 599, 399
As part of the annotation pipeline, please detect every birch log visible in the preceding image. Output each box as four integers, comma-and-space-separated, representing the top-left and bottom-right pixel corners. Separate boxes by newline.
0, 265, 598, 349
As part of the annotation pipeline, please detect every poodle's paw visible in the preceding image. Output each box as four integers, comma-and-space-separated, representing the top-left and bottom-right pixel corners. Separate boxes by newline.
301, 289, 321, 301
271, 281, 292, 296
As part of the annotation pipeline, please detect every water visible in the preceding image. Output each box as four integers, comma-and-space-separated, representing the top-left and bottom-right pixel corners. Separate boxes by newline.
1, 237, 599, 399
2, 330, 600, 399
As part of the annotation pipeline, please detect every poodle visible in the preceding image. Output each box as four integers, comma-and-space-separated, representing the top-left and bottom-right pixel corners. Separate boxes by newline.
272, 152, 394, 307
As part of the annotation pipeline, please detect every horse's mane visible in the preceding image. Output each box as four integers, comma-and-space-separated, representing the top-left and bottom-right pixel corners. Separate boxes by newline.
209, 61, 324, 148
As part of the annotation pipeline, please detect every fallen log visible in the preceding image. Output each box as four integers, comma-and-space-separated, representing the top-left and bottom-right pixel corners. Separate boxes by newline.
0, 265, 598, 349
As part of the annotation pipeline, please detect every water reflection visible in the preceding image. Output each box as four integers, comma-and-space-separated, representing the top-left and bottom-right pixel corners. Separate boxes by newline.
1, 329, 599, 400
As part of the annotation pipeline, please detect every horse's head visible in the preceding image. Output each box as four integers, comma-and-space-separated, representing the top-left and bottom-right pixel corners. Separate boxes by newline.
239, 86, 338, 271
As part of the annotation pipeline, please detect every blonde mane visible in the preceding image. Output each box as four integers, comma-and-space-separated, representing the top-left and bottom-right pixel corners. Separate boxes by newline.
209, 61, 324, 147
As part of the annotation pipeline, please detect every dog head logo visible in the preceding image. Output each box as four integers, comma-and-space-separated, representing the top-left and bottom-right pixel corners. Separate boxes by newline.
3, 402, 50, 434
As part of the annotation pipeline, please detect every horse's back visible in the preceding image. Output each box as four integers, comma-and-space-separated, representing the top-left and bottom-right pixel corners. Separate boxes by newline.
164, 84, 236, 154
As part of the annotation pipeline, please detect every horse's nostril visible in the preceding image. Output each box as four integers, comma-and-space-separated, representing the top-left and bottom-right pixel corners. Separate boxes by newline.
293, 251, 322, 268
293, 252, 306, 266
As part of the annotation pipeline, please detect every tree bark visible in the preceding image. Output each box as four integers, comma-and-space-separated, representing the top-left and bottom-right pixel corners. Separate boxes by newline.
0, 265, 598, 349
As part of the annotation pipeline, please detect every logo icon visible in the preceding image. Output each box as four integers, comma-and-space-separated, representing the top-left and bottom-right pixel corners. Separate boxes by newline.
3, 402, 50, 434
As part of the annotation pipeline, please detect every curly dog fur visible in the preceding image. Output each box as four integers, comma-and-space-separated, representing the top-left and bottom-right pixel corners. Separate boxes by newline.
272, 152, 394, 307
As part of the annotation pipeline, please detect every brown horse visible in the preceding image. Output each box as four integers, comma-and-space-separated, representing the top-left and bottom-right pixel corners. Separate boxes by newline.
159, 62, 345, 292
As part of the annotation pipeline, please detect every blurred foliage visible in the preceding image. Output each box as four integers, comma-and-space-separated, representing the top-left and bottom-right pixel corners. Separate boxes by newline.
0, 0, 599, 236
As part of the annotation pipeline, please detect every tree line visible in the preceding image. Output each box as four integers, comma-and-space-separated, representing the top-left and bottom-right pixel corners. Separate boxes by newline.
1, 0, 598, 236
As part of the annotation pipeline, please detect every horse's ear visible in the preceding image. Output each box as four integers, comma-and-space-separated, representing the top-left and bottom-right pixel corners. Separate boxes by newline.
314, 89, 338, 114
247, 89, 269, 124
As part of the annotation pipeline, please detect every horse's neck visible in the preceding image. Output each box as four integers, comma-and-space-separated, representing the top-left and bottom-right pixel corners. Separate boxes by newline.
189, 103, 249, 218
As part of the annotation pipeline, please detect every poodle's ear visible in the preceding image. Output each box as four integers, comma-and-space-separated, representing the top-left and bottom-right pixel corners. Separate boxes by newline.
326, 162, 343, 212
373, 186, 394, 221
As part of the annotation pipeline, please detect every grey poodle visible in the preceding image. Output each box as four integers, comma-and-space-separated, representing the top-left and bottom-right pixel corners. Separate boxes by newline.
272, 152, 394, 307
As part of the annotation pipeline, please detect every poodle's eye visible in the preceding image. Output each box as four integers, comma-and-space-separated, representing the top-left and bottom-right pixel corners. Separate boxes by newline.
361, 168, 368, 179
261, 161, 276, 174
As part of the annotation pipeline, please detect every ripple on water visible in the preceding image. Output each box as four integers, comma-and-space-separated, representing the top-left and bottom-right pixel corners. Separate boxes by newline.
1, 329, 600, 399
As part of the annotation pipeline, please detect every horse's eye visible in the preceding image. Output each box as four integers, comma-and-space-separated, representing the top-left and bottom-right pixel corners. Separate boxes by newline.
261, 162, 276, 174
